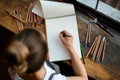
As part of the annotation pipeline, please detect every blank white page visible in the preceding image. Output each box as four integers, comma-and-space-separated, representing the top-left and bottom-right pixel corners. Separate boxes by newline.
46, 15, 81, 62
32, 0, 75, 19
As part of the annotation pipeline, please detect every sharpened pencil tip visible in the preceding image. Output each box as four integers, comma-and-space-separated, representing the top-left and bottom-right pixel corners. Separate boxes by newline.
87, 43, 90, 47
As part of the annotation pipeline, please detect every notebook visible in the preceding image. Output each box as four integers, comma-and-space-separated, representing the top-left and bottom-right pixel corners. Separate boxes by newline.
32, 0, 81, 62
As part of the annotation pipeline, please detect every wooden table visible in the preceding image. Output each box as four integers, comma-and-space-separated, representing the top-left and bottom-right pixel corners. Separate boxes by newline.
0, 0, 120, 80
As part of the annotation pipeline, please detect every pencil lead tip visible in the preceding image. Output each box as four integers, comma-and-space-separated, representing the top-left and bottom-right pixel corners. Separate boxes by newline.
87, 43, 90, 47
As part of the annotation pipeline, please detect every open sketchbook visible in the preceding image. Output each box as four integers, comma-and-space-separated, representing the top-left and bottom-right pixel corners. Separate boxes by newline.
32, 0, 81, 62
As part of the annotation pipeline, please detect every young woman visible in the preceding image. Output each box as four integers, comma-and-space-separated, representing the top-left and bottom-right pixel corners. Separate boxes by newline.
5, 28, 88, 80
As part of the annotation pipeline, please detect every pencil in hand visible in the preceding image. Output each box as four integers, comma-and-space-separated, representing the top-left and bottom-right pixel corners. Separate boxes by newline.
60, 31, 71, 37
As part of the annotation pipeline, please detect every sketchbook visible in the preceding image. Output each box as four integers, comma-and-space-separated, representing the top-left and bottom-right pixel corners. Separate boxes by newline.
32, 0, 81, 62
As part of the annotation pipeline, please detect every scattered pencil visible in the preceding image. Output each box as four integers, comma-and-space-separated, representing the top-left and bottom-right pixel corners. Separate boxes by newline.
89, 36, 98, 58
87, 23, 91, 47
96, 37, 105, 62
37, 15, 41, 26
25, 3, 44, 28
6, 3, 45, 31
33, 13, 37, 23
86, 35, 107, 62
92, 35, 102, 61
102, 40, 106, 61
85, 25, 89, 48
85, 36, 99, 58
85, 23, 91, 48
26, 3, 34, 22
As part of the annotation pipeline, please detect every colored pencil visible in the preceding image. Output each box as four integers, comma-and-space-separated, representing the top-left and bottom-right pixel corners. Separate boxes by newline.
89, 36, 98, 58
92, 35, 102, 61
37, 16, 41, 26
85, 24, 89, 48
26, 3, 34, 22
96, 37, 105, 62
85, 36, 99, 58
85, 23, 91, 48
102, 40, 106, 61
80, 44, 86, 64
87, 23, 91, 47
34, 13, 37, 23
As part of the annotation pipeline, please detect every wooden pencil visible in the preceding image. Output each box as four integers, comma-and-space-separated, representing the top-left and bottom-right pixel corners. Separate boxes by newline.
85, 23, 89, 48
85, 36, 99, 58
33, 13, 36, 23
31, 13, 35, 28
27, 11, 30, 22
26, 7, 30, 22
96, 37, 105, 62
40, 17, 44, 24
30, 12, 33, 23
26, 3, 34, 22
87, 23, 91, 47
92, 35, 102, 61
102, 40, 106, 61
89, 36, 98, 58
37, 15, 40, 26
28, 11, 31, 23
28, 8, 32, 22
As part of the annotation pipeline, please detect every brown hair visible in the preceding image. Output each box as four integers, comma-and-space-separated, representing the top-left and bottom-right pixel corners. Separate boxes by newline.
5, 28, 48, 74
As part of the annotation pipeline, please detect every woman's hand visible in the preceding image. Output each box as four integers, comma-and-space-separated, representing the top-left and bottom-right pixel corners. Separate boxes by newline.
59, 30, 73, 50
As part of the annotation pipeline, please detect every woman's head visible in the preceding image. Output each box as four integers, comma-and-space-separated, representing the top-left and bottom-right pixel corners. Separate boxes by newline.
5, 28, 48, 74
